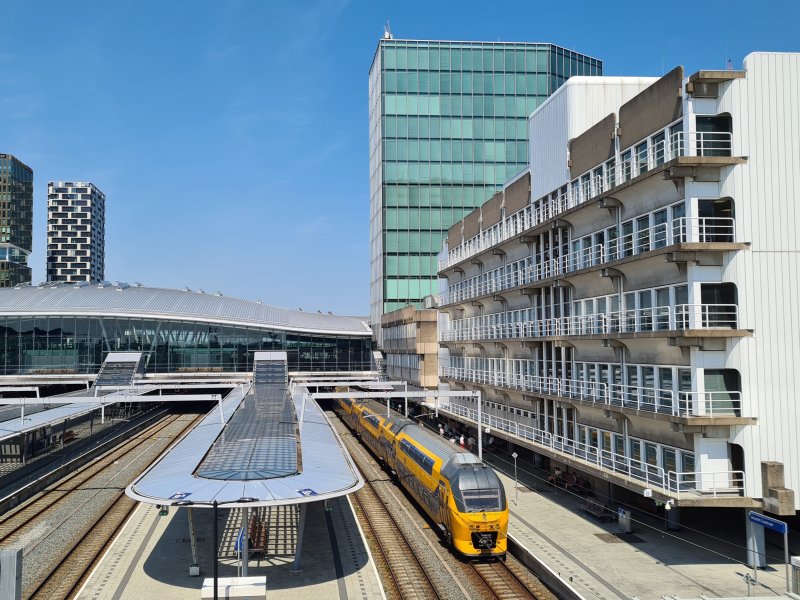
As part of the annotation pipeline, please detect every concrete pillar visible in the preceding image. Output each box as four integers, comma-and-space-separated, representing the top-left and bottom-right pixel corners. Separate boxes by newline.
0, 548, 22, 600
746, 511, 767, 569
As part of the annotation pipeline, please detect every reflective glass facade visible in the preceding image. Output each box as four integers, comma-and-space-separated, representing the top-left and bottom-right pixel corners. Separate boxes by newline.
0, 154, 33, 287
0, 316, 373, 374
369, 40, 601, 334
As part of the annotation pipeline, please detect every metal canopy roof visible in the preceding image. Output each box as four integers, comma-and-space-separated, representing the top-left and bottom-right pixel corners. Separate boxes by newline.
196, 357, 299, 480
126, 383, 363, 507
0, 389, 113, 442
0, 284, 371, 336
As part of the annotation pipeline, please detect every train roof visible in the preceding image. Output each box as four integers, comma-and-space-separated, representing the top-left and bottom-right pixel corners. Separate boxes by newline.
399, 420, 480, 466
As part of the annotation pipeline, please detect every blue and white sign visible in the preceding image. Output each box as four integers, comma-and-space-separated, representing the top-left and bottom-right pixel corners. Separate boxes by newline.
748, 511, 788, 535
169, 492, 192, 500
235, 527, 245, 553
297, 488, 318, 497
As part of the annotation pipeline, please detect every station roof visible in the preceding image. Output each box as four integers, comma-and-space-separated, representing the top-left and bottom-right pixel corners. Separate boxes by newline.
126, 383, 363, 507
0, 284, 371, 336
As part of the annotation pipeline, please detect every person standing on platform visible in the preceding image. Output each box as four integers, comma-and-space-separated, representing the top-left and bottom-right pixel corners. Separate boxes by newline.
459, 434, 465, 448
439, 424, 445, 436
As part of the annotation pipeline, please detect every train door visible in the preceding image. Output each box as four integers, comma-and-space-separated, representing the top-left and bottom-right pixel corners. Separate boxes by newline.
438, 481, 452, 542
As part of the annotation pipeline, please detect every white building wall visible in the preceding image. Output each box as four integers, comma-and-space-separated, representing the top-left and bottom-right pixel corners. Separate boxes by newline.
529, 77, 657, 199
718, 52, 800, 507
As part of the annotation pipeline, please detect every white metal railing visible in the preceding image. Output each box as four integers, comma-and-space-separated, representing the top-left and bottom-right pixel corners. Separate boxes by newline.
440, 303, 739, 342
439, 366, 743, 418
440, 216, 736, 306
429, 398, 743, 496
675, 391, 744, 417
666, 470, 745, 498
440, 131, 734, 271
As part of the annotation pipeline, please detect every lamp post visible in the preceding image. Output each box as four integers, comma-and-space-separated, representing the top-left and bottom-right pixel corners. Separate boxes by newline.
477, 391, 483, 461
212, 500, 218, 600
512, 452, 519, 505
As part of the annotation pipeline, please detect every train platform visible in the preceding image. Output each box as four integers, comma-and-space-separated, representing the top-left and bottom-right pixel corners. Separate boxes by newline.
76, 495, 386, 599
483, 444, 797, 600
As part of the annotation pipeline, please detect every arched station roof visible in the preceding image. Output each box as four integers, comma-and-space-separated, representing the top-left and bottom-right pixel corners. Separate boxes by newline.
0, 283, 371, 336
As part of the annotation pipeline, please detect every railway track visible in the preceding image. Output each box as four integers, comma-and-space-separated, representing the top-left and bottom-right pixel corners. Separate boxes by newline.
470, 559, 557, 600
0, 410, 206, 599
28, 493, 137, 599
0, 412, 183, 548
351, 479, 440, 600
332, 404, 557, 600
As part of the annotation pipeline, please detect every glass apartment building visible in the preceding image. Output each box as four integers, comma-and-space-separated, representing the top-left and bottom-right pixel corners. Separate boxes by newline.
369, 38, 601, 336
0, 154, 33, 287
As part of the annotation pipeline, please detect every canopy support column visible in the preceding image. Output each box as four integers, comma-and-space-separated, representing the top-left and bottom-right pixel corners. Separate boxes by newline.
241, 507, 249, 577
291, 503, 308, 572
187, 508, 200, 576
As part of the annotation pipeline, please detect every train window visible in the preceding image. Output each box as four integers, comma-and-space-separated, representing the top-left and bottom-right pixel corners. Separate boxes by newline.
363, 413, 381, 428
400, 439, 434, 475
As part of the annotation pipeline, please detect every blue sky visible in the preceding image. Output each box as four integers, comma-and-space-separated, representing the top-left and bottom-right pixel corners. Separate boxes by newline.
1, 0, 797, 315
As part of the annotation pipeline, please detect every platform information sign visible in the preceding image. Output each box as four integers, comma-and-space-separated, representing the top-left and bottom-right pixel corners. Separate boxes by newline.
235, 528, 245, 553
748, 511, 788, 534
748, 511, 790, 592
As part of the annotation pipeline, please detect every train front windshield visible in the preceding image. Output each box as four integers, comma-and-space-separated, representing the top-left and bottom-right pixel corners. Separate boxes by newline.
451, 465, 507, 512
461, 489, 503, 512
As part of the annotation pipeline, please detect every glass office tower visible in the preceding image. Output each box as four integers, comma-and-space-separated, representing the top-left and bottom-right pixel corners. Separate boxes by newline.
369, 38, 601, 339
369, 37, 602, 338
0, 154, 33, 287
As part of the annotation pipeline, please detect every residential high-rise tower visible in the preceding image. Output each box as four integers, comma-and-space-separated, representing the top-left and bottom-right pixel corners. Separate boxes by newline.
47, 181, 105, 283
369, 37, 602, 340
0, 154, 33, 287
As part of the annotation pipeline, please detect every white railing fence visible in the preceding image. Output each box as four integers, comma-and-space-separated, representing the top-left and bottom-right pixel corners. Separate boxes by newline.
428, 398, 743, 497
440, 217, 736, 306
441, 303, 739, 342
439, 366, 743, 418
441, 131, 734, 271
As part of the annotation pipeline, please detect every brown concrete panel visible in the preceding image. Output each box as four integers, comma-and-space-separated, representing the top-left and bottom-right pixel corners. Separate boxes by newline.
504, 171, 531, 214
481, 192, 503, 228
620, 66, 684, 149
463, 208, 481, 240
569, 113, 616, 178
447, 221, 463, 249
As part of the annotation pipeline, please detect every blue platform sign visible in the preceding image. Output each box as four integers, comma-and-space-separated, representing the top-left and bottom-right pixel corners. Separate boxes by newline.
748, 511, 788, 535
235, 527, 245, 553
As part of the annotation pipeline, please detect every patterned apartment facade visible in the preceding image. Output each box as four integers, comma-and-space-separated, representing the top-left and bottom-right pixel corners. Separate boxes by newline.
47, 181, 105, 283
437, 53, 800, 515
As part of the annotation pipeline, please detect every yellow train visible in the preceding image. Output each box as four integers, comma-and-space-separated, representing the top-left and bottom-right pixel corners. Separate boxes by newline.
337, 396, 508, 558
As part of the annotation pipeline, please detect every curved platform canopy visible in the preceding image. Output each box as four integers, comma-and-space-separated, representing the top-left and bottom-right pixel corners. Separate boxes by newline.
0, 282, 371, 336
126, 353, 363, 507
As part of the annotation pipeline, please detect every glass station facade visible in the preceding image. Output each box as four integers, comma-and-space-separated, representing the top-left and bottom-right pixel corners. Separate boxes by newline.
0, 316, 373, 375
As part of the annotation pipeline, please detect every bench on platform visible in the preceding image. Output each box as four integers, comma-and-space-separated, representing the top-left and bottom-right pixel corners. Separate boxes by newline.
548, 470, 591, 495
248, 516, 266, 556
581, 498, 615, 522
